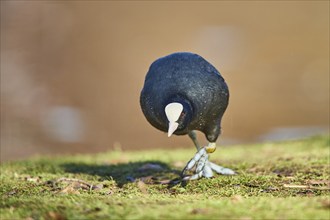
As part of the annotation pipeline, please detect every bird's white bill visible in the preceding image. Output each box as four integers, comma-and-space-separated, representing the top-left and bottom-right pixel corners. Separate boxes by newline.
168, 121, 179, 137
165, 102, 183, 122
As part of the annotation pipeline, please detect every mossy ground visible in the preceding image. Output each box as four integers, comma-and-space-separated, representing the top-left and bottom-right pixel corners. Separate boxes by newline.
1, 136, 329, 219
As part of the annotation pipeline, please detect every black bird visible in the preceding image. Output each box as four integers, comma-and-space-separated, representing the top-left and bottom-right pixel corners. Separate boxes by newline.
140, 52, 234, 180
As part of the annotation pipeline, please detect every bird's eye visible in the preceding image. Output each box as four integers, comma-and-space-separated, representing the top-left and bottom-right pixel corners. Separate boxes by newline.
180, 112, 186, 118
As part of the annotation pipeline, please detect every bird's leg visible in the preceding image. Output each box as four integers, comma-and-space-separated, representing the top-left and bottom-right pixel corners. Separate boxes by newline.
182, 141, 235, 180
188, 130, 201, 150
181, 147, 208, 180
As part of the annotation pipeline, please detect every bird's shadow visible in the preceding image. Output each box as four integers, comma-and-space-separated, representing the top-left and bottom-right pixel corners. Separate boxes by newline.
61, 160, 186, 188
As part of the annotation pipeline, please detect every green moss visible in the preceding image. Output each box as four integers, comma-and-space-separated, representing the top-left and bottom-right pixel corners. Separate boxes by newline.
1, 135, 329, 219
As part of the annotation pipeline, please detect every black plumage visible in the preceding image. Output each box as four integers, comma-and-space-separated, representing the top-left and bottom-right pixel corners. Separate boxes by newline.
140, 52, 229, 143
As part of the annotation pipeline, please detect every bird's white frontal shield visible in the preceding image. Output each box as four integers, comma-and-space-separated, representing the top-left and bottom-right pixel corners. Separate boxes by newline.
165, 102, 183, 137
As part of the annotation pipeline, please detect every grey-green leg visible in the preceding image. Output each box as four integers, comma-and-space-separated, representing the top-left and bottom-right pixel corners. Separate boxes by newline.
188, 130, 201, 150
183, 132, 235, 180
208, 161, 235, 175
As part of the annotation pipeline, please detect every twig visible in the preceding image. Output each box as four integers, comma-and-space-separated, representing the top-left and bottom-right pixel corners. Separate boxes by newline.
283, 184, 330, 190
56, 177, 92, 188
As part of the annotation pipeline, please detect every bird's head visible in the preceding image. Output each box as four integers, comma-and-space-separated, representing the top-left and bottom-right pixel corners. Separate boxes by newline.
165, 102, 192, 137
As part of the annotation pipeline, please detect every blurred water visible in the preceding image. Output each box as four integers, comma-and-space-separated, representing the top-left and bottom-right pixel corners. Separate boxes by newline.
258, 126, 329, 142
42, 106, 85, 143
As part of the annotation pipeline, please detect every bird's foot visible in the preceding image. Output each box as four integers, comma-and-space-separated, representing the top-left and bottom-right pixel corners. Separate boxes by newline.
181, 147, 235, 181
208, 161, 235, 175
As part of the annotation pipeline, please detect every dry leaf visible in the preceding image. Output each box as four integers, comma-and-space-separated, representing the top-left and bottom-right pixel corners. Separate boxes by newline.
24, 176, 41, 183
139, 176, 154, 184
320, 199, 330, 209
231, 195, 243, 203
137, 180, 148, 194
191, 208, 209, 215
92, 184, 104, 190
46, 211, 66, 220
59, 185, 80, 194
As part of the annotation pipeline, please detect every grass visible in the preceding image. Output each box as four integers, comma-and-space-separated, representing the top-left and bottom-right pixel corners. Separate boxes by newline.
1, 135, 329, 219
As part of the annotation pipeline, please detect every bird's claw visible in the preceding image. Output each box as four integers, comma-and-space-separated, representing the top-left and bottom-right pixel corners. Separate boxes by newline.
209, 161, 235, 175
181, 147, 235, 181
182, 148, 208, 171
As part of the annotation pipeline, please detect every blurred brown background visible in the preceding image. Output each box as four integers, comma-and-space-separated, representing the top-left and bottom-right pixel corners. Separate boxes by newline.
1, 1, 329, 161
